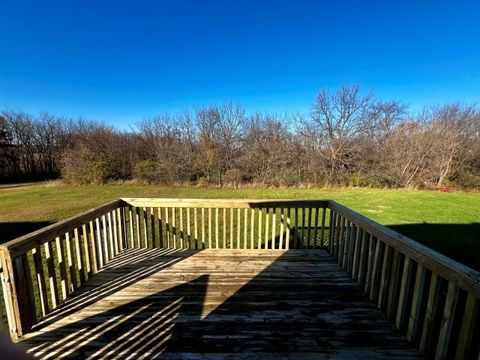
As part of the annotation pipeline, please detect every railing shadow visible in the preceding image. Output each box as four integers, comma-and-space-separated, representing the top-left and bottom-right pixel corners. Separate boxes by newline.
388, 222, 480, 271
32, 248, 200, 329
21, 250, 418, 358
0, 222, 54, 245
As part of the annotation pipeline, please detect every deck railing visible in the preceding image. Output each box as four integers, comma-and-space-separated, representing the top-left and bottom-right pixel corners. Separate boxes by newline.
1, 198, 479, 359
329, 200, 480, 359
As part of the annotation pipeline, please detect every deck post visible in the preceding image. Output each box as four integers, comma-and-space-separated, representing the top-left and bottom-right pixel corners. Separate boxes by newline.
0, 248, 35, 340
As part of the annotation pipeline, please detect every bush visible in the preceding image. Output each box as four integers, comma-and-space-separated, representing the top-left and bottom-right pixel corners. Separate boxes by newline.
224, 168, 243, 188
62, 149, 108, 185
196, 176, 210, 187
134, 160, 157, 183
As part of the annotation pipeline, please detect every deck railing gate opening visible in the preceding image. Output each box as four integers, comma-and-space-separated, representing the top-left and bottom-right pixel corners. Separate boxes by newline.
1, 198, 479, 359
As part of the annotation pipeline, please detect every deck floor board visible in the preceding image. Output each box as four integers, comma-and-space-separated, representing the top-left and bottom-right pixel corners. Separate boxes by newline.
21, 249, 421, 359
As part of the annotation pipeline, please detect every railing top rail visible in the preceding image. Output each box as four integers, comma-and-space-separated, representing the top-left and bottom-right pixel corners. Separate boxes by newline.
328, 200, 480, 298
122, 198, 329, 209
0, 199, 123, 258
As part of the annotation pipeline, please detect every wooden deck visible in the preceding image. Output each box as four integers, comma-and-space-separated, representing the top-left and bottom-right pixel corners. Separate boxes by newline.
20, 249, 420, 359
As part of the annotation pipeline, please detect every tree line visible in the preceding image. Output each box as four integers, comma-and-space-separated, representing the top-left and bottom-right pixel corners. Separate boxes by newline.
1, 85, 479, 189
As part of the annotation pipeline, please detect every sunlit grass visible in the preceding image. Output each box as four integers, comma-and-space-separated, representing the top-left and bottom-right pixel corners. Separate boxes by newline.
1, 182, 479, 269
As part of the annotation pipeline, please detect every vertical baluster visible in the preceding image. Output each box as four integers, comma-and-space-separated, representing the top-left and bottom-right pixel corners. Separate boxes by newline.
237, 208, 241, 249
208, 208, 212, 249
307, 207, 312, 248
172, 207, 177, 248
44, 241, 59, 309
407, 264, 427, 342
344, 222, 353, 271
82, 224, 92, 280
74, 228, 85, 285
223, 208, 227, 249
112, 210, 119, 255
294, 207, 299, 249
378, 245, 393, 309
352, 227, 361, 279
420, 273, 442, 354
187, 207, 191, 249
118, 207, 125, 251
230, 208, 234, 249
455, 294, 479, 359
201, 208, 205, 249
250, 208, 255, 249
101, 215, 109, 262
313, 207, 319, 248
386, 251, 402, 319
337, 217, 345, 264
194, 208, 199, 249
128, 206, 134, 248
300, 208, 305, 249
328, 211, 336, 254
142, 207, 148, 248
264, 208, 270, 249
243, 208, 248, 249
364, 234, 374, 293
271, 208, 276, 249
215, 208, 219, 249
396, 256, 414, 330
89, 221, 99, 274
32, 247, 48, 317
65, 232, 77, 292
279, 208, 284, 249
435, 282, 459, 359
369, 238, 383, 302
257, 208, 263, 249
285, 208, 291, 250
165, 207, 170, 248
95, 218, 104, 268
158, 207, 164, 248
135, 207, 141, 248
107, 212, 114, 257
151, 207, 156, 248
357, 231, 368, 287
180, 207, 184, 248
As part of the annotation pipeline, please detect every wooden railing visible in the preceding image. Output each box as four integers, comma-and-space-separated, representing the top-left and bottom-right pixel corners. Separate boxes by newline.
122, 198, 329, 250
329, 200, 480, 359
0, 198, 479, 359
0, 200, 126, 339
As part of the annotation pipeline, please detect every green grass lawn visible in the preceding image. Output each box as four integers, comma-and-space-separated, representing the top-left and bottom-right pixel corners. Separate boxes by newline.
1, 182, 479, 270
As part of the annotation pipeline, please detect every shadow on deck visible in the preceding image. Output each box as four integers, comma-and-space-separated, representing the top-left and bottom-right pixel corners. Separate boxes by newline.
21, 249, 420, 359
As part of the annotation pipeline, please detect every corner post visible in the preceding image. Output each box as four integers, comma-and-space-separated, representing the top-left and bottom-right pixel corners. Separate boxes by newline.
0, 247, 36, 340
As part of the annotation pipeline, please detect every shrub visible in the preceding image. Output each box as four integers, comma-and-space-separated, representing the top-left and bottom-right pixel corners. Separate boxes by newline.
196, 176, 210, 187
134, 160, 156, 183
224, 168, 243, 188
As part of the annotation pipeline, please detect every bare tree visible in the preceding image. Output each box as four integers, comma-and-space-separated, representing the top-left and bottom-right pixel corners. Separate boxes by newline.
301, 85, 375, 177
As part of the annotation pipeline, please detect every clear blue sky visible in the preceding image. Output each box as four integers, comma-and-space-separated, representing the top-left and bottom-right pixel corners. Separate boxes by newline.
1, 0, 479, 128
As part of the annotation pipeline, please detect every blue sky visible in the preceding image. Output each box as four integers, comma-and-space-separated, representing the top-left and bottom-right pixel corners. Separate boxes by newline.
1, 0, 479, 128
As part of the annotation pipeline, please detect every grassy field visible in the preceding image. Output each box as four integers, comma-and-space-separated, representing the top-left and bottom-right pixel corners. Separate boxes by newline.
1, 182, 479, 270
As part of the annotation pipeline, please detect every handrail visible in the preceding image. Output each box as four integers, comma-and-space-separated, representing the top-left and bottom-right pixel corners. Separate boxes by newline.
328, 200, 480, 359
122, 198, 329, 209
0, 199, 127, 339
2, 199, 123, 258
329, 200, 480, 298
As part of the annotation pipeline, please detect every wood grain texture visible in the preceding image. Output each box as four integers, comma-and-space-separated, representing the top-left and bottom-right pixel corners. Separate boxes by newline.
21, 249, 420, 358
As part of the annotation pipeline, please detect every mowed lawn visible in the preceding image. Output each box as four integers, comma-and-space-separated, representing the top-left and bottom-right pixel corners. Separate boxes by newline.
1, 182, 479, 270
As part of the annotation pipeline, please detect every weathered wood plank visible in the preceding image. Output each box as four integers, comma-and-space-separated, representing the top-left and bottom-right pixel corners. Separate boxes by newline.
123, 198, 329, 209
20, 249, 419, 358
455, 294, 479, 359
435, 282, 459, 359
